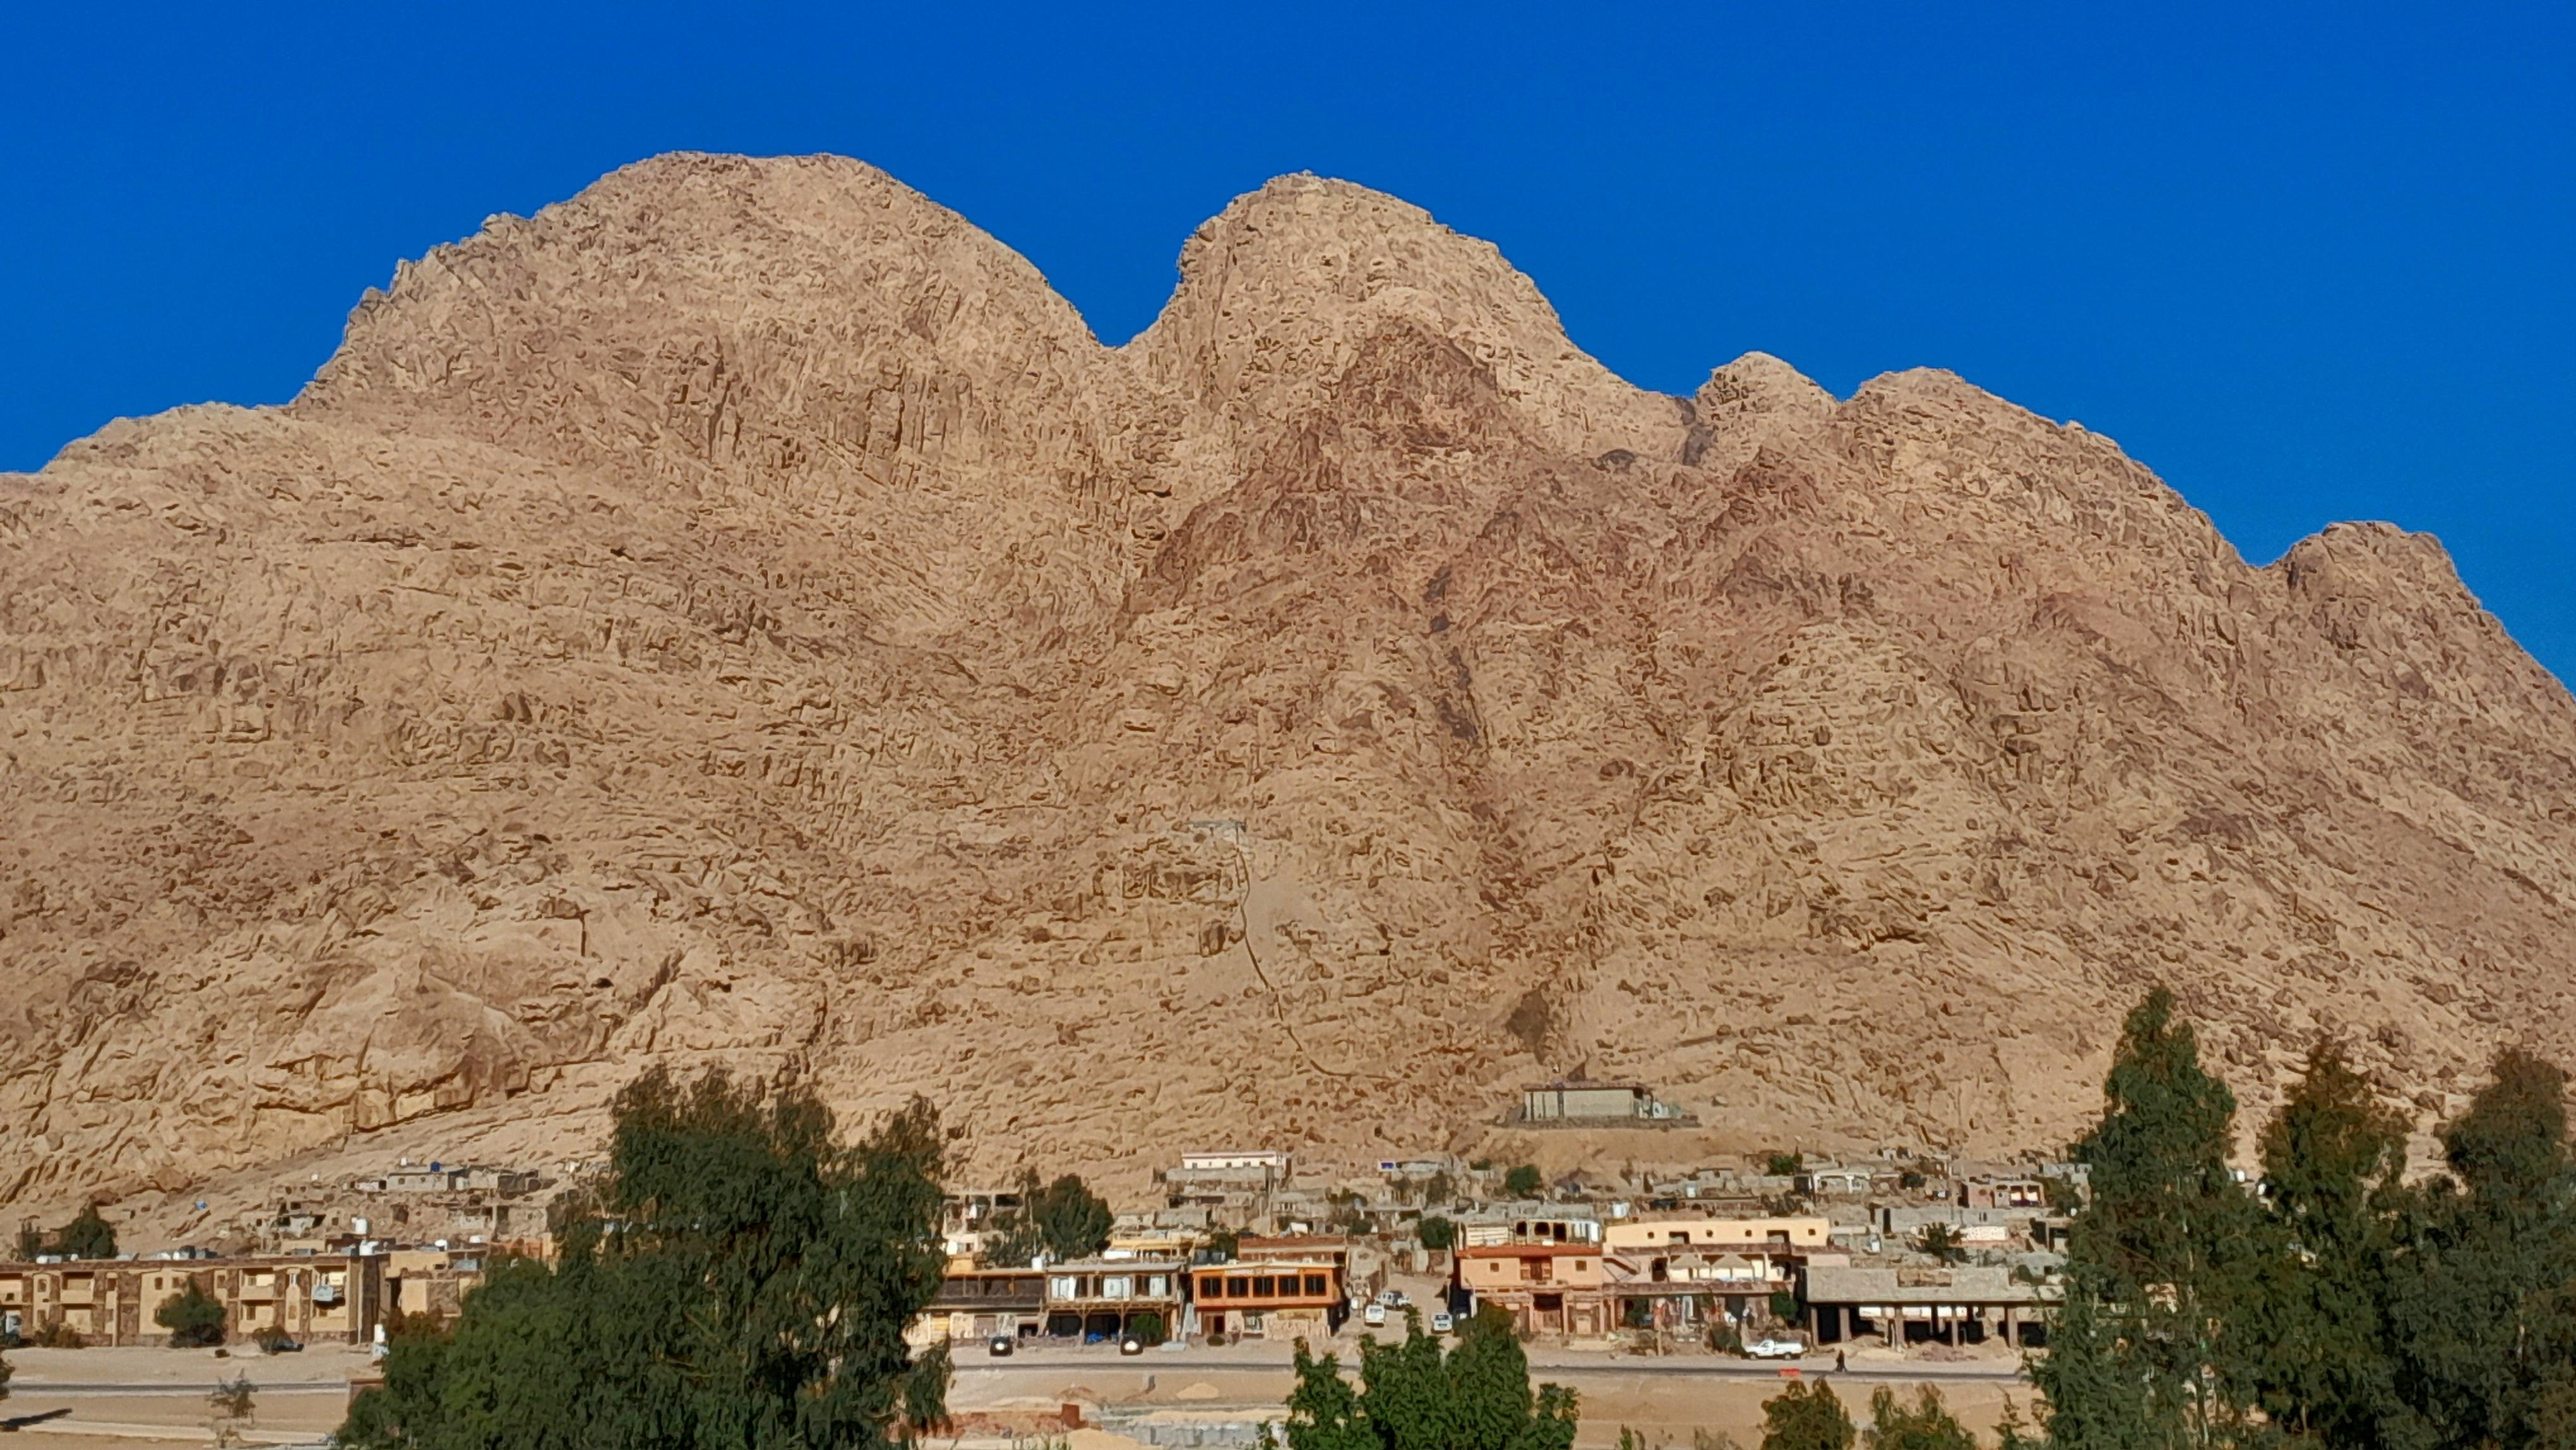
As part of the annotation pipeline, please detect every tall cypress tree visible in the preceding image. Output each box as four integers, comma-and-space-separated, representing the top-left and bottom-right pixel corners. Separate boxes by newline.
2032, 988, 2265, 1450
2387, 1048, 2575, 1450
2244, 1040, 2410, 1449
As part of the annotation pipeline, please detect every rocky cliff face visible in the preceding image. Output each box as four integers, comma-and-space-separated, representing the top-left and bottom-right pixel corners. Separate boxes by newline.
4, 153, 2571, 1215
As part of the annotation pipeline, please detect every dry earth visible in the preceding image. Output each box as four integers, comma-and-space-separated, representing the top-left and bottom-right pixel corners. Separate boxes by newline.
4, 153, 2573, 1225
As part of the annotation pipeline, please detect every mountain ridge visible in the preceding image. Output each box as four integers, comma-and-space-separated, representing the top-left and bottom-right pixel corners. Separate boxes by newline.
2, 152, 2568, 1229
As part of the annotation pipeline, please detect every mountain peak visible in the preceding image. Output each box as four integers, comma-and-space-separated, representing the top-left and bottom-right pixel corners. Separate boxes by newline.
1131, 173, 1681, 476
5, 153, 2573, 1221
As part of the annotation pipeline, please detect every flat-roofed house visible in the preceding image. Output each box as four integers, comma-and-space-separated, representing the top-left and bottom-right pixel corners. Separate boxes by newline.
1236, 1235, 1354, 1271
1453, 1243, 1611, 1337
1189, 1258, 1345, 1341
1802, 1264, 2057, 1349
0, 1252, 386, 1346
1044, 1259, 1185, 1341
1602, 1216, 1832, 1254
1602, 1249, 1794, 1333
1517, 1081, 1689, 1125
916, 1267, 1045, 1345
1960, 1176, 2046, 1209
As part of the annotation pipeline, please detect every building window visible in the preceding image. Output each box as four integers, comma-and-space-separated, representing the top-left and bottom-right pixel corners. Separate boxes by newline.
1200, 1276, 1223, 1298
1251, 1276, 1274, 1297
1303, 1274, 1327, 1296
1225, 1278, 1248, 1299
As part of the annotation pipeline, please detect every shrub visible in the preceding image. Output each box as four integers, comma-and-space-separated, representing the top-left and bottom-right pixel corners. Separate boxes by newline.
27, 1318, 85, 1349
1765, 1153, 1804, 1178
158, 1281, 227, 1348
1759, 1380, 1853, 1450
1503, 1165, 1544, 1198
1416, 1216, 1457, 1252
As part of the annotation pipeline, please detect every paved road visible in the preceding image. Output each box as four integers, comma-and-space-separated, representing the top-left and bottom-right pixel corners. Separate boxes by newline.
958, 1350, 2027, 1387
18, 1353, 2027, 1398
5, 1383, 353, 1396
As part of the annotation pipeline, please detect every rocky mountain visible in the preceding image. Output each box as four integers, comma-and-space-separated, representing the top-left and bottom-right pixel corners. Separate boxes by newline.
4, 153, 2572, 1221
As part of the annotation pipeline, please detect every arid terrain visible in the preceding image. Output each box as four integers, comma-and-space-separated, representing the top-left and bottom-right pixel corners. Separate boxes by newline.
4, 152, 2572, 1225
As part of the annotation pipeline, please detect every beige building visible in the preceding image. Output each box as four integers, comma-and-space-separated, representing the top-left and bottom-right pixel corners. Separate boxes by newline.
1453, 1243, 1611, 1336
1602, 1247, 1794, 1334
1802, 1264, 2057, 1349
1045, 1258, 1186, 1341
1602, 1216, 1832, 1253
1517, 1081, 1689, 1124
0, 1253, 386, 1346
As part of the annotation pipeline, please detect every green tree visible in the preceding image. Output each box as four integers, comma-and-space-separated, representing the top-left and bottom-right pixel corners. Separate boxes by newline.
987, 1171, 1113, 1266
13, 1223, 42, 1260
1503, 1165, 1544, 1199
2385, 1048, 2575, 1450
1265, 1312, 1576, 1450
52, 1204, 116, 1260
1862, 1386, 1974, 1450
2241, 1040, 2409, 1449
1759, 1380, 1854, 1450
1417, 1216, 1458, 1252
1423, 1172, 1457, 1207
337, 1067, 952, 1450
1206, 1226, 1242, 1261
1914, 1225, 1964, 1263
2030, 988, 2267, 1450
1767, 1153, 1806, 1179
157, 1280, 227, 1348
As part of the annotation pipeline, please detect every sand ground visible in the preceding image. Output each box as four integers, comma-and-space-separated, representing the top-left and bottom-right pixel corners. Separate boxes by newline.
0, 1339, 2031, 1449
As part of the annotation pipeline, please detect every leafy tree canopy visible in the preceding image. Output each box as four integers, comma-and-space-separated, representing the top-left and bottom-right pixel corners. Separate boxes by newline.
985, 1171, 1113, 1266
2030, 999, 2576, 1450
1417, 1216, 1458, 1252
1759, 1380, 1853, 1450
52, 1204, 117, 1261
156, 1280, 227, 1348
1502, 1165, 1544, 1199
1267, 1311, 1576, 1450
337, 1067, 951, 1450
1861, 1387, 1974, 1450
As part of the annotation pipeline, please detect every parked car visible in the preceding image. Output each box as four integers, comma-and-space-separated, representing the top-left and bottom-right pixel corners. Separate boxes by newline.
1378, 1290, 1406, 1308
1363, 1303, 1388, 1327
987, 1336, 1015, 1357
1429, 1313, 1453, 1334
1745, 1338, 1808, 1360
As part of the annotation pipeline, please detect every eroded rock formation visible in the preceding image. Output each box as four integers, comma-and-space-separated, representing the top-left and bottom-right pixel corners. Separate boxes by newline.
4, 154, 2570, 1214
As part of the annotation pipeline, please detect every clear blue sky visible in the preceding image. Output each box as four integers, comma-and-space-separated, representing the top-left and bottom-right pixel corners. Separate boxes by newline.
6, 3, 2570, 680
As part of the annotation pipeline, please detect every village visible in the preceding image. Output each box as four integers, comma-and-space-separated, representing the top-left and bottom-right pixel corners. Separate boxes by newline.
1, 1079, 2077, 1372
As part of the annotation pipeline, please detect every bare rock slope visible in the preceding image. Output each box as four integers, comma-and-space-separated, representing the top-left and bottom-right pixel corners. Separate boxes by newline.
4, 153, 2572, 1212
